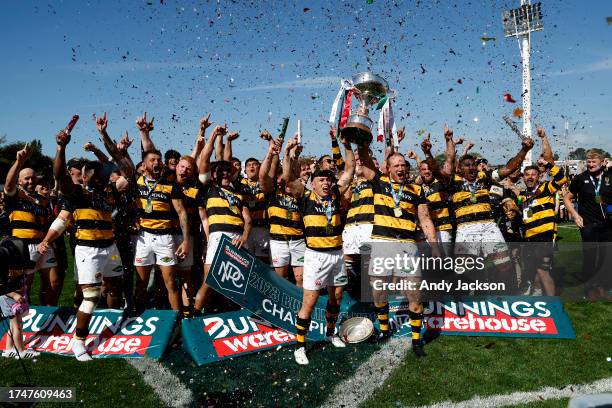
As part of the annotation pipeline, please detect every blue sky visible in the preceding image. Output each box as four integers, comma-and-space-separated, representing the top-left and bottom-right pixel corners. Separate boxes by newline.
0, 0, 610, 164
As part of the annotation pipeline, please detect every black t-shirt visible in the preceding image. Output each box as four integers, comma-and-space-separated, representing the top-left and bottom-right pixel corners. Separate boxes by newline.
568, 169, 612, 225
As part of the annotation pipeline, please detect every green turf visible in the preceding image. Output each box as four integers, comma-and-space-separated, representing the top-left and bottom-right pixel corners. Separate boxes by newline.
2, 226, 610, 408
362, 301, 612, 408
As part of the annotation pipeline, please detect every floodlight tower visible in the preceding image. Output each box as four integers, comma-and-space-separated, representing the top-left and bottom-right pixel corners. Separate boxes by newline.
503, 1, 543, 166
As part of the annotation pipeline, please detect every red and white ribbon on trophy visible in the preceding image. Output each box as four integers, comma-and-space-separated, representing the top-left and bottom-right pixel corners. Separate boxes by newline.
377, 96, 398, 150
328, 79, 353, 131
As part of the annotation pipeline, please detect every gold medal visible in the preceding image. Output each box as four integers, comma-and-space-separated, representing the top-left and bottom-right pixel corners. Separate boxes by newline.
394, 207, 402, 217
230, 206, 240, 214
526, 208, 533, 218
595, 195, 603, 204
470, 193, 477, 204
325, 224, 334, 235
144, 198, 153, 214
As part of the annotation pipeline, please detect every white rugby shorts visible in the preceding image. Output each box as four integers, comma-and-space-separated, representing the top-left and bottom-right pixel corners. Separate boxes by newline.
302, 248, 347, 291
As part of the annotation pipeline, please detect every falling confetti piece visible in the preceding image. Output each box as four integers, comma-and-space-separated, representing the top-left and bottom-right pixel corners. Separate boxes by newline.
303, 7, 310, 12
504, 93, 517, 103
607, 17, 612, 25
480, 36, 496, 42
473, 117, 479, 122
513, 107, 524, 118
417, 129, 426, 136
366, 0, 374, 4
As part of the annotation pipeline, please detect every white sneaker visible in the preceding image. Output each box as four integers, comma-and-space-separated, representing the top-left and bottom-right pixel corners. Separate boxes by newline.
294, 347, 309, 365
325, 335, 346, 348
2, 348, 17, 358
72, 340, 93, 362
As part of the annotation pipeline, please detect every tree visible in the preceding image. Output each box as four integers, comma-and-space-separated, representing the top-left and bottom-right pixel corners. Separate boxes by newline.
0, 138, 54, 182
568, 147, 610, 160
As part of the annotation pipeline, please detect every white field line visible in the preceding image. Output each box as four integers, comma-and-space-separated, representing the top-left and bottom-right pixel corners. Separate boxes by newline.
128, 358, 194, 407
320, 337, 411, 408
405, 377, 612, 408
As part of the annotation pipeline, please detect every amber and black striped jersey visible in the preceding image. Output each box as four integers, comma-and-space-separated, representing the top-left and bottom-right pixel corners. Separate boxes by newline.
448, 172, 495, 227
330, 136, 345, 171
519, 165, 567, 241
302, 187, 343, 251
236, 178, 267, 228
371, 172, 425, 242
179, 181, 206, 235
346, 178, 374, 226
267, 189, 304, 241
421, 179, 452, 231
63, 184, 117, 247
204, 184, 245, 234
4, 189, 52, 243
135, 175, 181, 234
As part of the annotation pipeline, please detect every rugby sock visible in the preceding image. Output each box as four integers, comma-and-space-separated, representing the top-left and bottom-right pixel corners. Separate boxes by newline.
375, 303, 390, 335
295, 316, 311, 347
408, 310, 423, 346
325, 302, 341, 337
75, 327, 89, 341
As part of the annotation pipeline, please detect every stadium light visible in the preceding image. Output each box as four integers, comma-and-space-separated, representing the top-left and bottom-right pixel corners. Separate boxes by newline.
502, 1, 543, 166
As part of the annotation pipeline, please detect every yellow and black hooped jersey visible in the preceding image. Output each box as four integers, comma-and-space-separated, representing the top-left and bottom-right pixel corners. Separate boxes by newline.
136, 175, 181, 234
346, 178, 374, 226
421, 179, 452, 231
449, 172, 495, 227
371, 172, 425, 242
204, 184, 245, 234
519, 165, 567, 241
237, 178, 267, 228
179, 181, 206, 235
301, 187, 343, 251
5, 189, 52, 243
63, 184, 117, 247
267, 189, 304, 241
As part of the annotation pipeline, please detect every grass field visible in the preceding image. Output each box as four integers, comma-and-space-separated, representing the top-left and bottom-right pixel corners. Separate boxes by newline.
1, 224, 610, 408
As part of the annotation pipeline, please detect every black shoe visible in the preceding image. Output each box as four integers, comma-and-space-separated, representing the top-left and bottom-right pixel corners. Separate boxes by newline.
412, 344, 426, 358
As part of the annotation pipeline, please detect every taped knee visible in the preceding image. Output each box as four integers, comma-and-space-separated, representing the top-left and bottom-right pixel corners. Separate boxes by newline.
79, 286, 101, 314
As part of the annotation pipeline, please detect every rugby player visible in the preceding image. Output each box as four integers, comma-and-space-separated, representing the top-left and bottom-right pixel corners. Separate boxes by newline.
283, 135, 355, 365
427, 126, 534, 292
53, 127, 127, 361
518, 128, 567, 296
194, 125, 251, 313
359, 132, 441, 358
3, 144, 56, 298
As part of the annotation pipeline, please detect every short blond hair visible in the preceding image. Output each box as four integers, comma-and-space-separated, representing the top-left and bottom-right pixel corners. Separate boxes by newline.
586, 150, 604, 160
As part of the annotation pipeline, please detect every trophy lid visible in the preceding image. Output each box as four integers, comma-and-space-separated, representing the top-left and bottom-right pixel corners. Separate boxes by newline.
352, 72, 389, 98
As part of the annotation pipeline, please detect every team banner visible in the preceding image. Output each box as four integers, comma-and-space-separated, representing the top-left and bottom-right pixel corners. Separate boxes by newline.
206, 236, 575, 342
182, 310, 296, 366
0, 306, 177, 359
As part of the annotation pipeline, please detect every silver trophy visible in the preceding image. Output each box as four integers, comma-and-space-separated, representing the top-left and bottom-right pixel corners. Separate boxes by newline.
341, 72, 389, 146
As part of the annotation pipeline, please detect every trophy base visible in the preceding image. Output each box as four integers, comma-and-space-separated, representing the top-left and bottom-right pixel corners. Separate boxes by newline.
341, 123, 373, 146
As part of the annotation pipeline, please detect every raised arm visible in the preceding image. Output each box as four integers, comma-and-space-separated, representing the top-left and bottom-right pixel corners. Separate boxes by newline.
281, 137, 305, 196
83, 142, 109, 163
54, 127, 76, 195
4, 144, 32, 195
420, 133, 446, 183
259, 137, 282, 194
135, 112, 156, 152
497, 138, 535, 179
94, 113, 135, 179
198, 125, 225, 184
356, 144, 377, 181
191, 113, 212, 160
536, 127, 554, 164
329, 126, 345, 171
224, 130, 239, 163
336, 136, 355, 197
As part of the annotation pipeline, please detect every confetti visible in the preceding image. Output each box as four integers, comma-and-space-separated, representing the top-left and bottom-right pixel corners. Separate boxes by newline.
513, 107, 523, 118
504, 93, 517, 103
